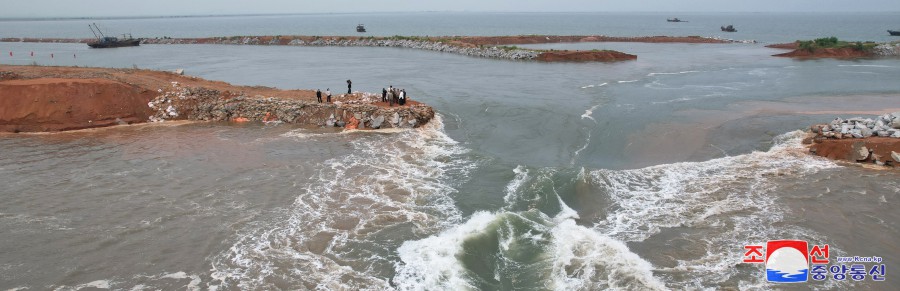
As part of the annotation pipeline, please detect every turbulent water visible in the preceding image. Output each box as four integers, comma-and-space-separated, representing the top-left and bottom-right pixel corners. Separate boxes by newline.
2, 13, 900, 290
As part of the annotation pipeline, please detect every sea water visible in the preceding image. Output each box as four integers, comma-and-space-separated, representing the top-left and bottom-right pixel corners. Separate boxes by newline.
1, 12, 899, 290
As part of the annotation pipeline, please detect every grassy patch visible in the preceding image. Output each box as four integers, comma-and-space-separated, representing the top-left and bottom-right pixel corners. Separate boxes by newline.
797, 37, 877, 52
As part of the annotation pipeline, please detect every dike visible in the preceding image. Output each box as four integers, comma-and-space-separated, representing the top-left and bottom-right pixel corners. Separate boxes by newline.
0, 65, 433, 133
2, 35, 745, 63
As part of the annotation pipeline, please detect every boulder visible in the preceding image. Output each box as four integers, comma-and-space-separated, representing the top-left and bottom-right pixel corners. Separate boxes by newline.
893, 151, 900, 163
850, 142, 870, 161
391, 112, 400, 126
840, 124, 852, 134
830, 118, 842, 128
860, 127, 873, 138
891, 118, 900, 129
370, 115, 384, 129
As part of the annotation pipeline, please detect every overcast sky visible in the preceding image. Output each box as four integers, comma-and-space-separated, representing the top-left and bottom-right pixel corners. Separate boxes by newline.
3, 0, 900, 18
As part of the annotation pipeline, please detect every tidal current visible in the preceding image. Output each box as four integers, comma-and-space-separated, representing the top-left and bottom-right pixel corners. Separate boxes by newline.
2, 13, 900, 290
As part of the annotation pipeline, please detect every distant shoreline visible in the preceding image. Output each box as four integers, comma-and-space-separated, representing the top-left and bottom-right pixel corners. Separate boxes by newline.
0, 34, 742, 62
3, 11, 900, 21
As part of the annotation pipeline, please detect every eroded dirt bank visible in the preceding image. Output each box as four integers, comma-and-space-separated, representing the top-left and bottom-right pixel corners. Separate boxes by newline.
806, 114, 900, 167
766, 42, 900, 59
0, 65, 433, 133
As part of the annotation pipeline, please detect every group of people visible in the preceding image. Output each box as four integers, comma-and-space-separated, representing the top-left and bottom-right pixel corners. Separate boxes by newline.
382, 85, 409, 106
313, 80, 410, 107
315, 88, 332, 103
313, 79, 349, 103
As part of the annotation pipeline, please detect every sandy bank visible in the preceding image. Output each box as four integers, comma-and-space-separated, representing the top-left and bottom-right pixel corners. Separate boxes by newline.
0, 65, 433, 133
766, 42, 900, 59
535, 50, 637, 62
772, 47, 871, 59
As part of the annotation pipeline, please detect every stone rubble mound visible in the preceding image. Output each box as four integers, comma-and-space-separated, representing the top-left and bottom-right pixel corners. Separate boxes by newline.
811, 112, 900, 139
147, 82, 434, 129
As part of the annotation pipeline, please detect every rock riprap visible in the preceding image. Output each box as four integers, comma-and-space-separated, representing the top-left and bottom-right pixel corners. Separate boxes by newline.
810, 113, 900, 139
807, 112, 900, 167
148, 82, 433, 129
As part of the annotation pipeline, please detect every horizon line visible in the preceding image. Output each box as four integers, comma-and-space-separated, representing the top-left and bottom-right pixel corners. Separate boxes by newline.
2, 10, 900, 21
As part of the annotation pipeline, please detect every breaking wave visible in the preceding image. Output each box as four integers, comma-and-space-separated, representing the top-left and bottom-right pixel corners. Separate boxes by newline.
208, 115, 477, 290
394, 131, 849, 290
588, 131, 845, 289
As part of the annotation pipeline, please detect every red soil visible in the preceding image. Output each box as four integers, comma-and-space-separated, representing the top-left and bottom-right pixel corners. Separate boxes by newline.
809, 137, 900, 166
773, 48, 871, 58
0, 65, 421, 132
767, 42, 873, 59
536, 50, 637, 62
0, 78, 156, 132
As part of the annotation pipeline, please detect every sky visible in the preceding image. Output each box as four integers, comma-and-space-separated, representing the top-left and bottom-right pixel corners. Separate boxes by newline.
3, 0, 900, 18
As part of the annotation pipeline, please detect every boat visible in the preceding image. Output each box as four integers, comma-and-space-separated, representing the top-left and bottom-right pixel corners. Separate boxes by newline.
356, 24, 366, 33
889, 30, 900, 36
721, 25, 737, 32
87, 23, 140, 48
667, 18, 687, 22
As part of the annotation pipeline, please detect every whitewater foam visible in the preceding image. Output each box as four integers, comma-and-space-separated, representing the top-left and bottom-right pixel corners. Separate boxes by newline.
647, 70, 700, 76
580, 82, 608, 89
837, 64, 892, 68
395, 165, 667, 290
580, 104, 601, 122
588, 131, 846, 289
209, 115, 477, 290
395, 208, 668, 291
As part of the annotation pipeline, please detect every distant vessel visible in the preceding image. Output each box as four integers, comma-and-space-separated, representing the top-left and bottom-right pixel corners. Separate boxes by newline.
889, 30, 900, 36
87, 23, 139, 48
667, 18, 687, 22
721, 25, 737, 32
356, 24, 367, 33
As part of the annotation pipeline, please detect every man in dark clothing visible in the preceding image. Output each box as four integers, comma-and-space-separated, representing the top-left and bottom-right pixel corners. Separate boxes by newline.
347, 80, 352, 94
382, 88, 387, 102
316, 89, 322, 103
